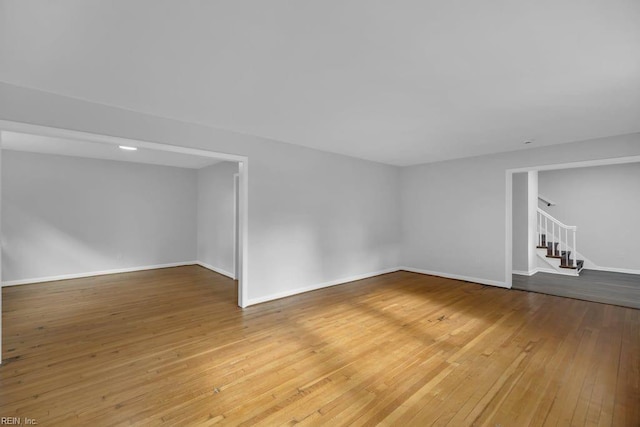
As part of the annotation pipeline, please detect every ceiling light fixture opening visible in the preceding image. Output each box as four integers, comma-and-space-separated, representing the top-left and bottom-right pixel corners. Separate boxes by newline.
119, 145, 138, 151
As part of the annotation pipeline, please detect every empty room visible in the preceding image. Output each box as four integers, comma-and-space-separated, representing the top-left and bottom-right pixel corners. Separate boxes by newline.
1, 1, 639, 426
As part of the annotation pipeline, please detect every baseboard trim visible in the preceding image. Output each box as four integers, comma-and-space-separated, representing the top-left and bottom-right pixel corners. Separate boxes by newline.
534, 267, 557, 274
514, 267, 567, 276
196, 261, 236, 280
526, 265, 639, 276
512, 269, 537, 276
1, 261, 198, 287
584, 266, 640, 275
400, 266, 510, 289
245, 267, 401, 306
514, 267, 576, 276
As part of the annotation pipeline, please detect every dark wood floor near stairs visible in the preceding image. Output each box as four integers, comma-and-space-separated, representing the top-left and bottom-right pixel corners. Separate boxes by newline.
513, 269, 640, 309
1, 266, 639, 426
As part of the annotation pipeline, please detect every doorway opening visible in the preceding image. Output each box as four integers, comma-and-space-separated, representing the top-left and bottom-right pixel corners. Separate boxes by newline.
505, 154, 640, 288
0, 121, 250, 362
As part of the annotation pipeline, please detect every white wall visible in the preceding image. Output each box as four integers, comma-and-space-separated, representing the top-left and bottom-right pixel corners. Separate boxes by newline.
248, 145, 400, 303
1, 150, 198, 283
197, 161, 238, 278
512, 173, 529, 273
401, 132, 640, 287
0, 83, 401, 304
5, 82, 636, 298
538, 163, 640, 272
513, 172, 543, 276
400, 154, 507, 285
526, 171, 538, 273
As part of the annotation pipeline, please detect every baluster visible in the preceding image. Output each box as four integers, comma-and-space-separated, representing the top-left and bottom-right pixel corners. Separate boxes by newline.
573, 230, 577, 268
545, 217, 548, 250
559, 226, 563, 260
568, 228, 571, 264
564, 227, 568, 265
539, 213, 542, 245
538, 212, 544, 246
560, 226, 564, 260
560, 227, 569, 264
537, 213, 540, 246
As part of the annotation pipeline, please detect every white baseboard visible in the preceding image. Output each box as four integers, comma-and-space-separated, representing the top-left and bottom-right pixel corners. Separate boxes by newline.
196, 261, 236, 280
584, 266, 640, 275
1, 261, 198, 287
245, 267, 401, 306
514, 267, 571, 276
531, 261, 639, 276
533, 267, 557, 274
512, 269, 537, 276
400, 266, 510, 289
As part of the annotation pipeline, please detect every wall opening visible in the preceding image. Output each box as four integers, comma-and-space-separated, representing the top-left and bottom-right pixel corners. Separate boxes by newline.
505, 155, 640, 287
0, 121, 250, 363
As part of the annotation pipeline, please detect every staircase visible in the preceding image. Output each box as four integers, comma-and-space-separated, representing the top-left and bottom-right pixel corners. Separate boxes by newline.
536, 208, 584, 276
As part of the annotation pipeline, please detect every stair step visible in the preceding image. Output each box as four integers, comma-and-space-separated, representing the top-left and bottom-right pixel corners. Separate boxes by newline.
546, 242, 560, 257
560, 260, 585, 270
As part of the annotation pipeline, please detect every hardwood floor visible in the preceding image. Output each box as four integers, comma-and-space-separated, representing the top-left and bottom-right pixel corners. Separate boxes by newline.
512, 269, 640, 309
1, 266, 638, 426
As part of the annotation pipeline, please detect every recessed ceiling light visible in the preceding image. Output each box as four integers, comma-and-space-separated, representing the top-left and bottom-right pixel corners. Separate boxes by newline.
119, 145, 138, 151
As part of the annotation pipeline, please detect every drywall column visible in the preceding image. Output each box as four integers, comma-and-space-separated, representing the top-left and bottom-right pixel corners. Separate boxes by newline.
513, 171, 538, 275
512, 173, 529, 273
527, 171, 538, 273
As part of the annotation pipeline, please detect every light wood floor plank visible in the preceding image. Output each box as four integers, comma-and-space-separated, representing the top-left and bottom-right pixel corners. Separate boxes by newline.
1, 266, 638, 426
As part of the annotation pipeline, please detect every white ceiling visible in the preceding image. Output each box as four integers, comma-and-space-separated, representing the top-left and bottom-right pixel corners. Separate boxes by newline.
1, 131, 221, 169
1, 1, 638, 166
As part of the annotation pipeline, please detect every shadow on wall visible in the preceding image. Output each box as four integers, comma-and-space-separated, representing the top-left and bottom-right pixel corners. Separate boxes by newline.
258, 216, 395, 296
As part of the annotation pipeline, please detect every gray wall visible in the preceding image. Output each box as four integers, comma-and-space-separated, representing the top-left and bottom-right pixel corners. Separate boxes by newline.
539, 163, 640, 271
512, 171, 538, 275
197, 161, 238, 277
400, 132, 640, 286
1, 150, 197, 282
0, 82, 401, 304
512, 173, 529, 273
2, 82, 637, 295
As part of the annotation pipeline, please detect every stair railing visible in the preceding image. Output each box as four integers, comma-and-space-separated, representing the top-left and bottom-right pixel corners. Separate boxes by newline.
537, 208, 577, 268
